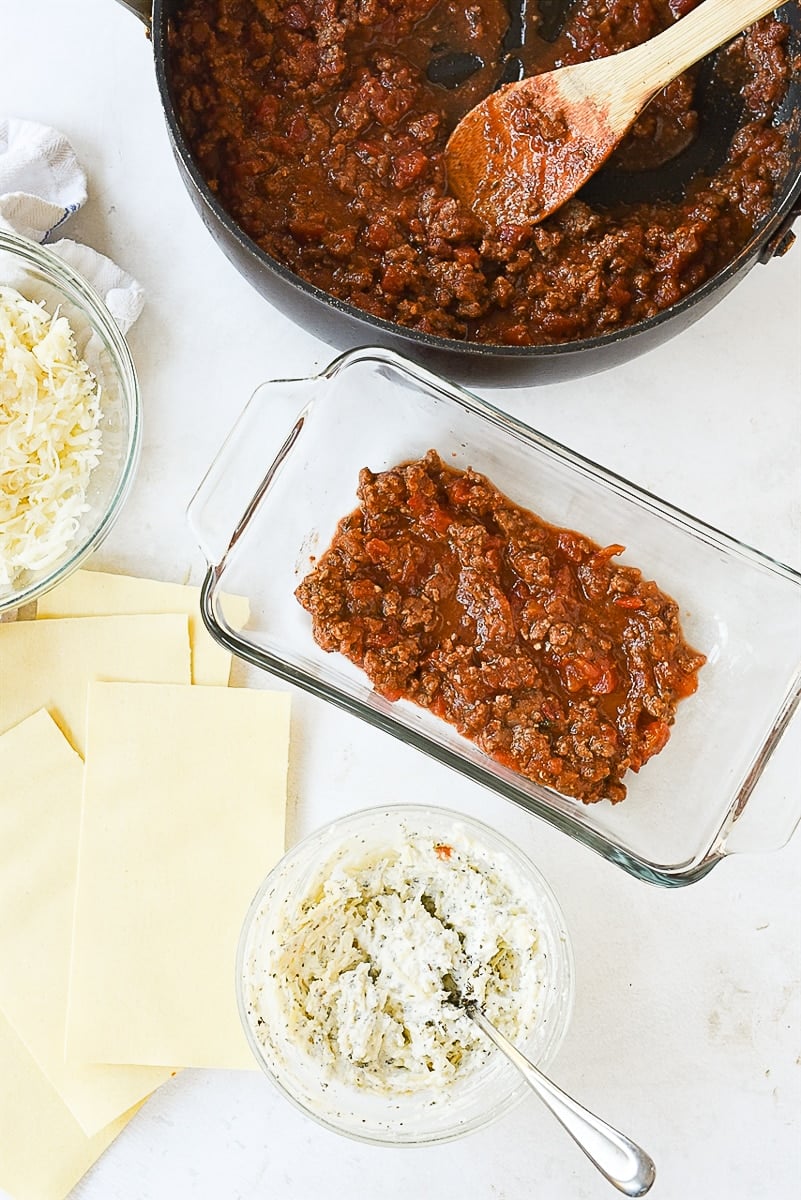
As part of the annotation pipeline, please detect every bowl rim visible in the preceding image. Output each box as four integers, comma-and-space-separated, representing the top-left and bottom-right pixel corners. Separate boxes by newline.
235, 801, 575, 1147
0, 228, 141, 613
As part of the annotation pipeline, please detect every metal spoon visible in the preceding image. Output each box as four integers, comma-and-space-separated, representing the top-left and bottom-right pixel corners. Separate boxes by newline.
445, 0, 780, 230
442, 974, 655, 1196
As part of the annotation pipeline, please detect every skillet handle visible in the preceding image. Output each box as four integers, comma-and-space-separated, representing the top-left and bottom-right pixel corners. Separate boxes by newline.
112, 0, 152, 34
759, 183, 801, 263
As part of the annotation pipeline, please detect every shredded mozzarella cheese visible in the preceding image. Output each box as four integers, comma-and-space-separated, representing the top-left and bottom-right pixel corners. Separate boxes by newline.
0, 286, 102, 594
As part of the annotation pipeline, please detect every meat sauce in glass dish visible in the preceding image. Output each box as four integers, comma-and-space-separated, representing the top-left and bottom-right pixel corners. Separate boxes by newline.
168, 0, 795, 346
295, 451, 706, 804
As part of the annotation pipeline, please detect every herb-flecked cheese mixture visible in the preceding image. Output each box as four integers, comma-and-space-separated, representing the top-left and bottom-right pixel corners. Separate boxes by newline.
244, 833, 548, 1094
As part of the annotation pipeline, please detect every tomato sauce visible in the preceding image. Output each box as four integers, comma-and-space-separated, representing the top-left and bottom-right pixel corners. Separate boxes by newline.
168, 0, 794, 346
295, 451, 706, 803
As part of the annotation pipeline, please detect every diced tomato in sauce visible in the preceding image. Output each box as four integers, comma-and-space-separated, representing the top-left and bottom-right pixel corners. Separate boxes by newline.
296, 452, 706, 805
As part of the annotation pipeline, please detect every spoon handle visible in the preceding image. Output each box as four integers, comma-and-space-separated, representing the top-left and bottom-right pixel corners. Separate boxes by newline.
469, 1005, 655, 1197
618, 0, 780, 99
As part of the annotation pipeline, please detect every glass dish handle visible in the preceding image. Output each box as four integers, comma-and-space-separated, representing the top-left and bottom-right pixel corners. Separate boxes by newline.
187, 377, 316, 568
721, 704, 801, 857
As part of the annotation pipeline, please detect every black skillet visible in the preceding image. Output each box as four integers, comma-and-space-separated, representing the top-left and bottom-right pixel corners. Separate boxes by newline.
117, 0, 800, 385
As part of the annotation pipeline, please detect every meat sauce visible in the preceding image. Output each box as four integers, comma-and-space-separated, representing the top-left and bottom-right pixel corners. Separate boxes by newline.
168, 0, 795, 346
295, 451, 706, 804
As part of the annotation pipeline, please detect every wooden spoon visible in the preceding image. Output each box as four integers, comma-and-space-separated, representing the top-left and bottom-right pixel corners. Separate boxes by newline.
445, 0, 781, 230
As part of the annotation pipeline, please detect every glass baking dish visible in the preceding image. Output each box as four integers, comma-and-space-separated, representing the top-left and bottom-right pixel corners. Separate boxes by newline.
188, 348, 801, 887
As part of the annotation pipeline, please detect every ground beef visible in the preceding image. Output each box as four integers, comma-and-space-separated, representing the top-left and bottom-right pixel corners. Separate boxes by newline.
168, 0, 795, 346
295, 451, 706, 803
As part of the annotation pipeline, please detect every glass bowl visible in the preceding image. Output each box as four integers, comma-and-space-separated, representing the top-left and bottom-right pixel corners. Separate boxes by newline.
236, 804, 574, 1146
188, 347, 801, 886
0, 229, 140, 614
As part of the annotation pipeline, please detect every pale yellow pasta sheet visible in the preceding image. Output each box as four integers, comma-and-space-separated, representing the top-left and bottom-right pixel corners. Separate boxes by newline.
0, 613, 191, 755
0, 1006, 143, 1200
0, 710, 174, 1136
37, 568, 250, 685
67, 682, 290, 1070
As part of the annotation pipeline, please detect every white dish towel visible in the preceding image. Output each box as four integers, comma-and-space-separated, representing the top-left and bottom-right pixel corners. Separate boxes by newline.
0, 116, 144, 333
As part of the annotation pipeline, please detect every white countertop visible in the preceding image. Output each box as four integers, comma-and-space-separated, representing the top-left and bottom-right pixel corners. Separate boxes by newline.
2, 2, 800, 1198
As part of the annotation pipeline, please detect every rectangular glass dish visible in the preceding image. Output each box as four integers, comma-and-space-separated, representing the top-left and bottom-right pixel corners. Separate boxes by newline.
189, 348, 801, 886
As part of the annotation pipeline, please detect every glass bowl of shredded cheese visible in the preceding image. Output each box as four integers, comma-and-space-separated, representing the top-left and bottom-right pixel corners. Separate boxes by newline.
237, 804, 574, 1145
0, 229, 140, 614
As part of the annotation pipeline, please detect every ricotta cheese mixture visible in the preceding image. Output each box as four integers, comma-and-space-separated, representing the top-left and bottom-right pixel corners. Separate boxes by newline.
0, 287, 102, 594
245, 832, 548, 1094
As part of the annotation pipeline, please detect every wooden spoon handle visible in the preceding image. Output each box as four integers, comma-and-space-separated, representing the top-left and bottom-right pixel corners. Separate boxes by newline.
617, 0, 779, 100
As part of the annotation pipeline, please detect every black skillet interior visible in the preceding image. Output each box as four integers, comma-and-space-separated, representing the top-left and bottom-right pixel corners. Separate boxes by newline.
431, 0, 800, 208
153, 0, 801, 375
